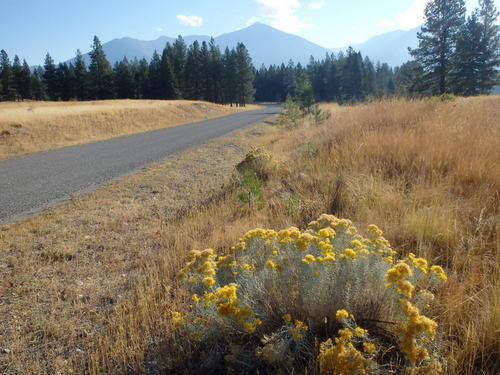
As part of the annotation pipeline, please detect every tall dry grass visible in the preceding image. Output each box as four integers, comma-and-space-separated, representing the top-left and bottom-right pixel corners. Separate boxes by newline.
82, 96, 499, 374
0, 96, 497, 374
0, 99, 253, 159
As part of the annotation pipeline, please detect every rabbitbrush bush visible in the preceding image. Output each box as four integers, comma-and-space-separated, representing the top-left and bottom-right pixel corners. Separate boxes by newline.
173, 214, 447, 374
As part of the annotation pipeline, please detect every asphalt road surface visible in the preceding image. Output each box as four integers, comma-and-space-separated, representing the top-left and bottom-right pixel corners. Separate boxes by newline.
0, 104, 281, 223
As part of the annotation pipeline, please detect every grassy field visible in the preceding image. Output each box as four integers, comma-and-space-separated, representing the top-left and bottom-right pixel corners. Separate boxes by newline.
0, 96, 498, 374
0, 99, 256, 159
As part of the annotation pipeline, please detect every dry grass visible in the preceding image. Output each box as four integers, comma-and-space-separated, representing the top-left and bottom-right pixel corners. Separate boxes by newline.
0, 96, 498, 374
0, 99, 257, 159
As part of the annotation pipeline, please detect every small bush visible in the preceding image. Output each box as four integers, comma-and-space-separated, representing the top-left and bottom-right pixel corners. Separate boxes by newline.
279, 97, 303, 128
310, 104, 331, 125
438, 93, 456, 102
172, 214, 447, 374
236, 147, 274, 180
236, 170, 264, 208
298, 142, 320, 158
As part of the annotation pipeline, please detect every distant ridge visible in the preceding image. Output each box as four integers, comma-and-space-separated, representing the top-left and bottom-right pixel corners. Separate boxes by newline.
74, 22, 419, 68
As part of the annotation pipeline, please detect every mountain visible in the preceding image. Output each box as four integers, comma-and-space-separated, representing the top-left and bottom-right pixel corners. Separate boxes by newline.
216, 23, 329, 67
335, 27, 419, 67
74, 22, 418, 68
76, 23, 329, 68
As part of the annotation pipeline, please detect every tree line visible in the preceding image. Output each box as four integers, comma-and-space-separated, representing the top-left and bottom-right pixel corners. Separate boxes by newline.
0, 0, 498, 104
0, 36, 254, 106
254, 50, 397, 104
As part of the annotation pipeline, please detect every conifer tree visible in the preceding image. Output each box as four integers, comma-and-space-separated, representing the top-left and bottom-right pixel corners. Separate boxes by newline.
134, 58, 150, 99
451, 12, 484, 95
170, 36, 187, 96
31, 67, 46, 100
74, 49, 88, 100
234, 43, 254, 106
148, 50, 162, 99
88, 36, 114, 99
184, 40, 203, 99
222, 47, 237, 105
477, 0, 499, 93
55, 63, 76, 100
199, 41, 211, 101
160, 47, 179, 99
12, 55, 24, 100
43, 52, 58, 100
0, 50, 15, 100
410, 0, 466, 94
114, 57, 135, 99
21, 60, 32, 99
208, 39, 224, 103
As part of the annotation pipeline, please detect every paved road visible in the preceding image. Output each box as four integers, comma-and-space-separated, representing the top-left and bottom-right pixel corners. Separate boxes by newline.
0, 104, 281, 223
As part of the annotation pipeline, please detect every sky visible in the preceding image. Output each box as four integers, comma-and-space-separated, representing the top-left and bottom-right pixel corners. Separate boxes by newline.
0, 0, 496, 65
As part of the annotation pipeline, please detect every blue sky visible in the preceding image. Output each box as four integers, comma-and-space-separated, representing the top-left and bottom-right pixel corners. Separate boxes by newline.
0, 0, 495, 64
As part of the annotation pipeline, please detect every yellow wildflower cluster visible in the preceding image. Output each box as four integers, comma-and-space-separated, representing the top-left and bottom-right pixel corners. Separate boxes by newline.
397, 300, 438, 364
384, 256, 446, 371
290, 319, 309, 340
430, 265, 448, 282
173, 214, 448, 372
318, 310, 375, 375
177, 248, 217, 285
408, 253, 429, 273
197, 283, 261, 333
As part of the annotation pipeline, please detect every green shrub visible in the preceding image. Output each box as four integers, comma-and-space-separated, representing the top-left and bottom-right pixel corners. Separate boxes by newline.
279, 97, 303, 128
236, 170, 264, 208
438, 93, 457, 102
172, 215, 447, 374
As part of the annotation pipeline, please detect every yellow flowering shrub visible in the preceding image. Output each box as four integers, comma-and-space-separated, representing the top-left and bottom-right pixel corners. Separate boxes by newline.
236, 147, 275, 180
172, 214, 447, 373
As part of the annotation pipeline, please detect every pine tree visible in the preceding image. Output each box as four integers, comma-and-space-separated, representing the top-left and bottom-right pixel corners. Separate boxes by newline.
477, 0, 500, 93
199, 41, 211, 101
114, 57, 135, 99
1, 50, 16, 101
234, 43, 254, 106
55, 63, 75, 101
451, 12, 484, 95
21, 60, 32, 99
31, 67, 46, 100
88, 36, 114, 99
43, 53, 58, 100
184, 40, 203, 99
340, 48, 364, 102
410, 0, 466, 94
12, 55, 24, 100
160, 47, 179, 99
169, 36, 187, 96
363, 57, 376, 98
222, 47, 237, 105
208, 38, 224, 103
134, 58, 149, 99
74, 49, 88, 100
148, 50, 162, 99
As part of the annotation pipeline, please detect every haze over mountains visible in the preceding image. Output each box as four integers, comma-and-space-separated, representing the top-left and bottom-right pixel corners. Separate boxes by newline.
78, 22, 419, 68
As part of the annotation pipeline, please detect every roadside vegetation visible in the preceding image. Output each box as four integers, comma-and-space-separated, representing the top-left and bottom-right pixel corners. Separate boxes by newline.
1, 95, 497, 374
0, 99, 255, 159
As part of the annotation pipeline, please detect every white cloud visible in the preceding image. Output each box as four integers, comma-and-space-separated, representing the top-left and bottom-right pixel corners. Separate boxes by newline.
256, 0, 312, 33
376, 0, 485, 31
176, 14, 203, 27
156, 27, 164, 32
376, 0, 427, 30
246, 16, 258, 26
308, 0, 325, 9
